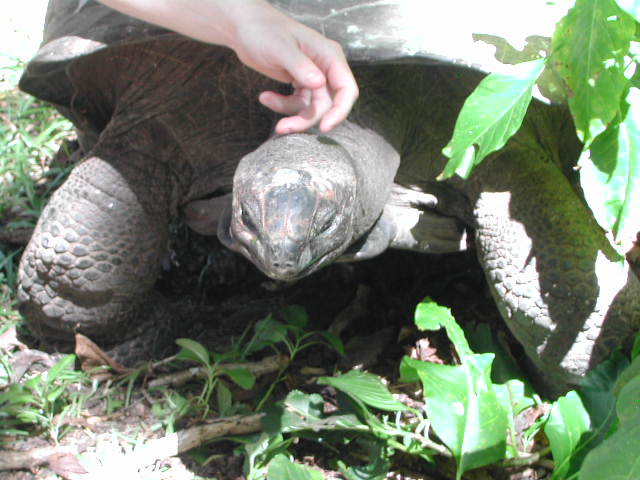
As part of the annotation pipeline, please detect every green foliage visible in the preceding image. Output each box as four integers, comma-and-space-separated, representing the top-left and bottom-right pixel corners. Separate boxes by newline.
577, 355, 640, 479
440, 59, 545, 180
256, 298, 546, 479
0, 354, 90, 440
441, 0, 640, 248
319, 371, 409, 412
401, 298, 511, 479
170, 306, 340, 420
552, 0, 634, 145
0, 57, 74, 312
267, 454, 323, 480
545, 392, 591, 479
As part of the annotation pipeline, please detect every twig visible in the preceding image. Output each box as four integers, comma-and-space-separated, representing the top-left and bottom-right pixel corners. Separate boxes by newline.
501, 447, 553, 468
147, 354, 289, 389
0, 413, 263, 473
125, 413, 263, 463
0, 445, 79, 471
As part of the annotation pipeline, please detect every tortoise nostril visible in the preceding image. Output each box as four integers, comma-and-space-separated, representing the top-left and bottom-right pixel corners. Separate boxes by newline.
271, 260, 295, 270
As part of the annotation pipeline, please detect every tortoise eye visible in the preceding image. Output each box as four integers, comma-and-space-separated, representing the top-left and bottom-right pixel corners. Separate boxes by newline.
241, 204, 257, 233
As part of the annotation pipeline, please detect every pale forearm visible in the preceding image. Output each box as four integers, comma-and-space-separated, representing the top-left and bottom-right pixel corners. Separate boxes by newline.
97, 0, 277, 49
97, 0, 359, 133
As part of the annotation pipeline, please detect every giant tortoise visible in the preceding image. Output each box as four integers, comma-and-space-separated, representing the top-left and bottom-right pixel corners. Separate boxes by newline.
216, 3, 640, 389
17, 1, 640, 390
16, 0, 286, 354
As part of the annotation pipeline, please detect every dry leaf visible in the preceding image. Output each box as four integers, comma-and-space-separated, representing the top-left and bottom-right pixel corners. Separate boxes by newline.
75, 333, 131, 378
48, 452, 88, 479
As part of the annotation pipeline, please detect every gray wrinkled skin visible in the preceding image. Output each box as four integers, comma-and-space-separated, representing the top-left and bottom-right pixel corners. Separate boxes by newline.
224, 64, 640, 391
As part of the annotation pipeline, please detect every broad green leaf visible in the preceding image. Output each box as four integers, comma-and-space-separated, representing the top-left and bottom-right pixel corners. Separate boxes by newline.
616, 374, 640, 423
222, 367, 256, 390
613, 354, 640, 397
414, 297, 472, 358
411, 355, 508, 479
633, 333, 640, 359
464, 323, 528, 384
267, 454, 323, 480
578, 351, 629, 442
578, 88, 640, 244
263, 390, 324, 433
552, 0, 634, 145
280, 304, 309, 328
615, 0, 640, 20
578, 420, 640, 479
440, 58, 545, 179
216, 381, 232, 416
262, 390, 364, 435
544, 391, 591, 480
246, 316, 289, 354
337, 439, 390, 480
317, 330, 345, 356
319, 371, 408, 412
175, 338, 210, 366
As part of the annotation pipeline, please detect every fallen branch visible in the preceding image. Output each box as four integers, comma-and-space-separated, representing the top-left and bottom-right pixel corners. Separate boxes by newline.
147, 354, 289, 389
125, 413, 263, 463
0, 413, 264, 473
0, 445, 79, 471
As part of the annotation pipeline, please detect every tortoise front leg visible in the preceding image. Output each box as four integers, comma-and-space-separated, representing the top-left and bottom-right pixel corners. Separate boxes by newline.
468, 147, 640, 392
17, 149, 178, 357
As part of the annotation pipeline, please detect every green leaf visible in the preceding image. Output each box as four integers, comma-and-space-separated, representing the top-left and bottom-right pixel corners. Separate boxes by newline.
493, 380, 536, 457
578, 419, 640, 479
615, 0, 640, 21
440, 58, 545, 179
45, 354, 76, 386
175, 338, 210, 367
616, 374, 640, 423
216, 381, 232, 416
262, 390, 365, 435
337, 439, 390, 480
267, 454, 323, 480
222, 367, 256, 390
410, 355, 508, 479
632, 333, 640, 359
414, 297, 472, 359
552, 0, 634, 145
578, 351, 629, 443
280, 305, 309, 328
544, 391, 591, 480
578, 88, 640, 243
246, 316, 289, 354
464, 323, 529, 385
45, 385, 65, 404
319, 371, 408, 412
613, 354, 640, 397
317, 330, 345, 356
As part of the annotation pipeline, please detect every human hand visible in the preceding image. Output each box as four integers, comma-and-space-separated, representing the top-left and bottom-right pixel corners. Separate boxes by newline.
229, 2, 359, 134
97, 0, 358, 133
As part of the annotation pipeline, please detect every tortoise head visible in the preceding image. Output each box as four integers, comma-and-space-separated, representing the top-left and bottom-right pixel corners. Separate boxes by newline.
219, 133, 358, 281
